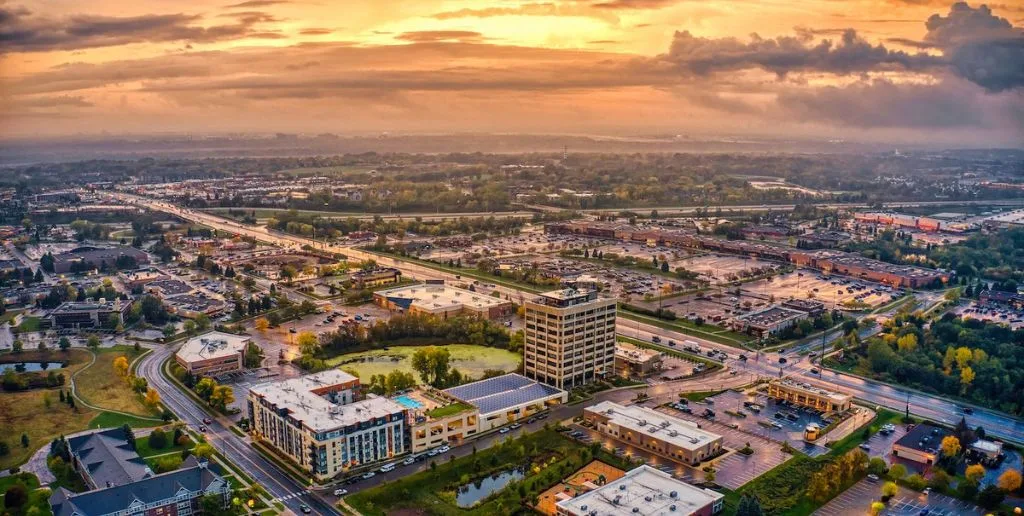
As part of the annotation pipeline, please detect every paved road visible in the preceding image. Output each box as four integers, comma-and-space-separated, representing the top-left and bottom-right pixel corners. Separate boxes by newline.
116, 193, 1024, 445
136, 344, 339, 516
522, 198, 1024, 215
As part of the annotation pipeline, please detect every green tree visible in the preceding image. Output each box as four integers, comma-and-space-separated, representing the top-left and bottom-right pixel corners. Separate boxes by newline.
86, 334, 101, 349
888, 463, 907, 480
736, 494, 764, 516
11, 340, 22, 353
58, 336, 71, 351
882, 481, 898, 498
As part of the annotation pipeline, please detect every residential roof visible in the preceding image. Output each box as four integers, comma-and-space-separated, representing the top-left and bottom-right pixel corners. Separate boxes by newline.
444, 373, 565, 415
50, 458, 227, 516
249, 370, 405, 433
586, 401, 722, 452
67, 428, 152, 488
556, 465, 723, 516
175, 331, 250, 364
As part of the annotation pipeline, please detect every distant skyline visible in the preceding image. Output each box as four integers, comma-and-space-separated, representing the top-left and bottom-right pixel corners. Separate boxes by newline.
1, 1, 1022, 146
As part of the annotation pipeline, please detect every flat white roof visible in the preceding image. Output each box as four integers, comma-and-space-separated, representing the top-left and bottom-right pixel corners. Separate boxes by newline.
586, 401, 721, 452
175, 331, 249, 363
556, 465, 723, 516
250, 370, 405, 433
376, 284, 508, 312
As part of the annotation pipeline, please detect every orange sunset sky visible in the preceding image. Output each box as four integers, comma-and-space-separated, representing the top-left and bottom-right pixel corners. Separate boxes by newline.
1, 0, 1022, 145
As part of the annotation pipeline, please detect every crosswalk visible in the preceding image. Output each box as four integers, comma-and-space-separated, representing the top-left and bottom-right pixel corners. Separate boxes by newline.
272, 489, 312, 502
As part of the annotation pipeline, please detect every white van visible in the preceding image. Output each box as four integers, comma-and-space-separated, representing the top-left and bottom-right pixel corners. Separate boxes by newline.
379, 463, 396, 473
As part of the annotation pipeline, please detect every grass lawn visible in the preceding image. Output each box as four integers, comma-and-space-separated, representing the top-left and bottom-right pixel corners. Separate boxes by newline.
0, 388, 98, 471
347, 429, 635, 516
425, 401, 475, 419
0, 309, 23, 326
0, 472, 40, 505
87, 411, 165, 429
13, 316, 41, 333
75, 346, 160, 417
326, 344, 521, 383
134, 429, 193, 458
679, 390, 724, 402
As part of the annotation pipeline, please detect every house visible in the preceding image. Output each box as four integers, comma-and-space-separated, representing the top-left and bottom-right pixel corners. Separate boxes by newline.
50, 427, 230, 516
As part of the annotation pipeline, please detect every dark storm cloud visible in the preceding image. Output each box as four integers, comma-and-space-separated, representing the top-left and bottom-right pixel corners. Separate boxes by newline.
0, 5, 279, 52
924, 2, 1024, 92
663, 28, 943, 77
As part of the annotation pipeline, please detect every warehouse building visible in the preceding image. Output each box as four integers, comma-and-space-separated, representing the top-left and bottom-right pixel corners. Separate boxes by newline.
556, 465, 724, 516
247, 371, 406, 480
584, 401, 723, 466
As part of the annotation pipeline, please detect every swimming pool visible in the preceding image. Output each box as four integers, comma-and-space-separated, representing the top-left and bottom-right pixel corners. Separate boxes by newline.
394, 395, 423, 409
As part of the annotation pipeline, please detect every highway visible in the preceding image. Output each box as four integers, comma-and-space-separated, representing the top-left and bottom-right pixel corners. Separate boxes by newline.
136, 345, 339, 515
523, 198, 1024, 215
116, 193, 1024, 446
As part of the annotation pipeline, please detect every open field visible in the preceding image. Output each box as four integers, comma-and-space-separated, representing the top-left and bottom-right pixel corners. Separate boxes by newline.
0, 388, 98, 470
326, 344, 521, 383
75, 346, 160, 417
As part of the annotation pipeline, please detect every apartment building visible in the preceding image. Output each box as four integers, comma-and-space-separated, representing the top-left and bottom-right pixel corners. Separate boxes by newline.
247, 371, 407, 480
523, 289, 617, 390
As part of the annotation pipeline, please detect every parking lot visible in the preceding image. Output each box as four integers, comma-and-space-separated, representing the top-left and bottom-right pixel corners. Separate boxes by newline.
646, 355, 699, 384
666, 390, 833, 457
744, 270, 897, 309
503, 254, 694, 299
956, 303, 1024, 330
815, 478, 983, 516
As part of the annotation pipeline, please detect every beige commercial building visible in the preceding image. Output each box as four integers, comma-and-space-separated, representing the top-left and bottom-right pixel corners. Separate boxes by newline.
374, 283, 513, 320
175, 331, 252, 376
613, 343, 663, 378
585, 401, 723, 466
767, 379, 852, 412
524, 289, 617, 390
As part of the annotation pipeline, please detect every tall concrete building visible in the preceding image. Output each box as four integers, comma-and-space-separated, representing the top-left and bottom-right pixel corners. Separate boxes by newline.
523, 289, 616, 390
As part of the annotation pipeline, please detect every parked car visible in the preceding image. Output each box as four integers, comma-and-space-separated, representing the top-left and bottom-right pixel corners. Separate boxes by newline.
361, 471, 376, 480
334, 488, 348, 496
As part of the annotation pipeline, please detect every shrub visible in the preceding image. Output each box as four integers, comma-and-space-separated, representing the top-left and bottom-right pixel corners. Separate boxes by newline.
905, 474, 927, 491
148, 429, 168, 450
153, 455, 182, 473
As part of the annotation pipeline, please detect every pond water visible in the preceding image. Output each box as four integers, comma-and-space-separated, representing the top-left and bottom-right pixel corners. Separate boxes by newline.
455, 467, 526, 508
0, 361, 65, 373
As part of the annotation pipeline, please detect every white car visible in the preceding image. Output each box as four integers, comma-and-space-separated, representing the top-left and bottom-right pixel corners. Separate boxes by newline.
402, 457, 415, 466
437, 446, 450, 453
333, 488, 348, 496
361, 471, 376, 480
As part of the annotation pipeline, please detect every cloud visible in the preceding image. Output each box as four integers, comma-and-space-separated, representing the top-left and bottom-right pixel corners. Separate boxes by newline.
299, 28, 332, 35
394, 31, 486, 43
923, 2, 1024, 92
592, 0, 676, 9
430, 3, 620, 24
663, 28, 942, 77
0, 6, 281, 52
224, 0, 289, 8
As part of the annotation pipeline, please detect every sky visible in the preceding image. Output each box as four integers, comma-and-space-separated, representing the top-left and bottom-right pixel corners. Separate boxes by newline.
1, 0, 1022, 146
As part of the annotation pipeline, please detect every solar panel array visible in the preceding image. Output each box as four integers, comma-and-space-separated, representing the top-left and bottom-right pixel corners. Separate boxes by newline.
445, 373, 563, 415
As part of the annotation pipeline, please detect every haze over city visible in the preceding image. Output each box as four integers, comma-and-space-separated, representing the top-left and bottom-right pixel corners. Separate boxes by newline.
1, 0, 1023, 146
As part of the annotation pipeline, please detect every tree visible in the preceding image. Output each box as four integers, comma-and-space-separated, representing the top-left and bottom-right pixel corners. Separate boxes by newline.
144, 388, 161, 407
195, 378, 217, 400
3, 484, 27, 509
20, 433, 29, 448
882, 481, 898, 498
113, 356, 130, 378
11, 340, 22, 353
976, 484, 1006, 510
929, 469, 951, 490
867, 457, 888, 476
965, 464, 986, 483
997, 468, 1022, 493
86, 334, 101, 349
896, 334, 918, 352
210, 385, 235, 411
869, 501, 885, 516
58, 336, 71, 351
195, 313, 211, 331
410, 346, 452, 387
122, 424, 135, 450
905, 474, 927, 491
148, 429, 168, 449
960, 366, 975, 391
940, 435, 961, 458
192, 443, 215, 460
888, 463, 907, 480
254, 318, 269, 332
183, 320, 197, 336
736, 494, 764, 516
296, 331, 320, 356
